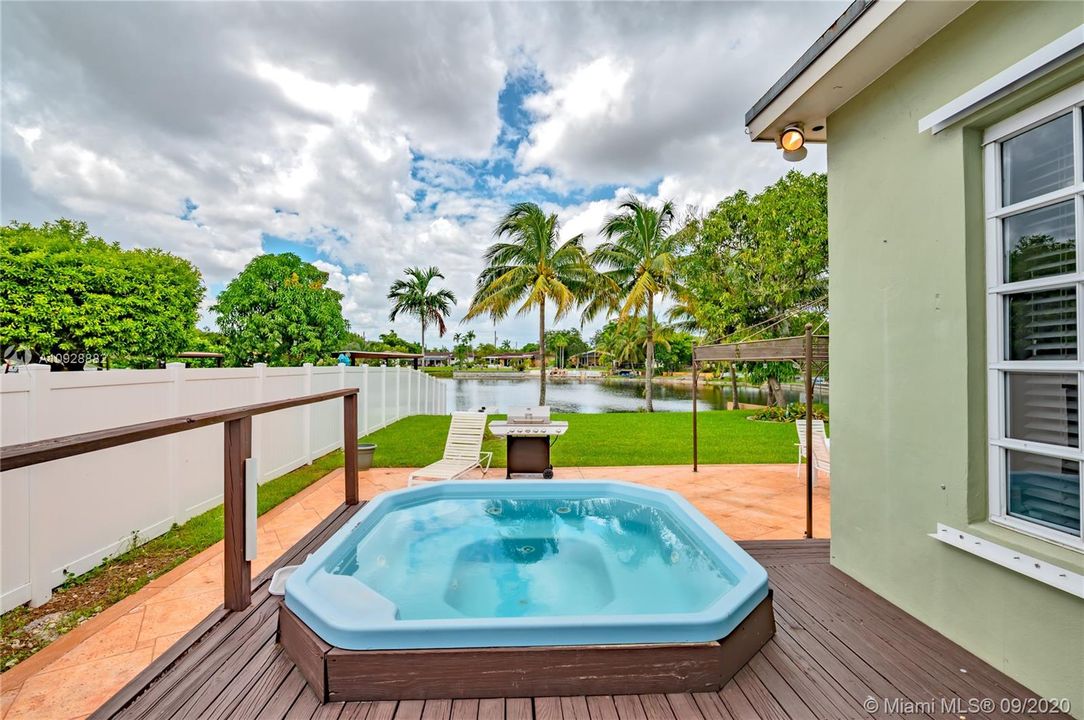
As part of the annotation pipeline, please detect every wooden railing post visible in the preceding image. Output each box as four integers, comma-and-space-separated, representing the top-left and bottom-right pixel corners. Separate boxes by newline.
224, 416, 252, 611
344, 392, 359, 505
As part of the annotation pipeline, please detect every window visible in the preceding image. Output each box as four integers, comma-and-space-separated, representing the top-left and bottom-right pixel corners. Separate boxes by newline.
985, 82, 1084, 550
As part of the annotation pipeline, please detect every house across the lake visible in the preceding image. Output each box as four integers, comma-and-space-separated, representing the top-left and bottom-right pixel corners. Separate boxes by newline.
423, 352, 453, 367
481, 352, 537, 367
746, 0, 1083, 708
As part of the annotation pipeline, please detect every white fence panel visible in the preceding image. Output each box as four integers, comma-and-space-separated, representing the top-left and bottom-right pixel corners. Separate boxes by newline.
309, 367, 344, 460
0, 372, 32, 611
0, 363, 445, 611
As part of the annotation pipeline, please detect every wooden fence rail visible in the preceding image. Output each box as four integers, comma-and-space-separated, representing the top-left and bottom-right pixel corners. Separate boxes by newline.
0, 388, 361, 611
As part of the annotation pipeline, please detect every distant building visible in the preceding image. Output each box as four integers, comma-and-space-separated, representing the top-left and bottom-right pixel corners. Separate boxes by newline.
423, 352, 452, 367
481, 353, 537, 367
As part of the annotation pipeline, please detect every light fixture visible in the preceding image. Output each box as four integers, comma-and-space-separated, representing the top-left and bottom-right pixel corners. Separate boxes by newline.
779, 123, 807, 162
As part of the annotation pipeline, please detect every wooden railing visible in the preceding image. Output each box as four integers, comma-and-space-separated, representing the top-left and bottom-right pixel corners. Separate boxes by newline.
0, 388, 360, 611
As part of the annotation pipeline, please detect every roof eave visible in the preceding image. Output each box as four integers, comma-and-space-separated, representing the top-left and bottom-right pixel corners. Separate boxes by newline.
744, 0, 978, 145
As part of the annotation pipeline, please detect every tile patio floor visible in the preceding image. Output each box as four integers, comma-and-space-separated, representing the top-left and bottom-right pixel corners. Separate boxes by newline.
0, 463, 829, 720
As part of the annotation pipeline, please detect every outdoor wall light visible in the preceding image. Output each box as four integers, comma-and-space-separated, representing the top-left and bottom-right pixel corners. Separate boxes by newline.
780, 124, 807, 162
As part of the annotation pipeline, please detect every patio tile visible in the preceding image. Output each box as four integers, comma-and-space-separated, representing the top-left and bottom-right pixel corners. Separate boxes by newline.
144, 559, 222, 606
5, 646, 154, 720
2, 687, 20, 718
152, 631, 186, 660
42, 609, 143, 672
137, 589, 220, 644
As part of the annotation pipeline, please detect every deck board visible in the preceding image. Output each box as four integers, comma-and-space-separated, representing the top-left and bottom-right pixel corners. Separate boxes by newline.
90, 502, 1068, 720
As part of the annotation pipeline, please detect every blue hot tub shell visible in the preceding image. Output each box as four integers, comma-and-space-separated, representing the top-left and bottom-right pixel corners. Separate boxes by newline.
284, 480, 770, 651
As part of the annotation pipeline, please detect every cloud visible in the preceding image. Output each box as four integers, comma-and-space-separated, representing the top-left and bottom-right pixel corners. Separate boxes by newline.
1, 1, 845, 345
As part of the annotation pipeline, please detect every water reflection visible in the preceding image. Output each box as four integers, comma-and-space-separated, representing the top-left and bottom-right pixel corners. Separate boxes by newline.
446, 376, 828, 413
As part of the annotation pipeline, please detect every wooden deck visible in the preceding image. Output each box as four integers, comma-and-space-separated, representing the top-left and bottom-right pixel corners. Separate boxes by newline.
90, 503, 1062, 720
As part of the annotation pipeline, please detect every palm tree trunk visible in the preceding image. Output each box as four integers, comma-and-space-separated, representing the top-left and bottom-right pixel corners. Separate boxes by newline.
645, 295, 655, 412
538, 304, 546, 405
420, 320, 426, 360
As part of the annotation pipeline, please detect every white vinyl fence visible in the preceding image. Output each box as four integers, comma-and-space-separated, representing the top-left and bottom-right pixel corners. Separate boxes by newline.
0, 363, 445, 611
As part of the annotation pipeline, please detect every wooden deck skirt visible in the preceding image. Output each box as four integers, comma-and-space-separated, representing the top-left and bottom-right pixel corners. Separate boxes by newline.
91, 501, 1069, 720
278, 593, 775, 702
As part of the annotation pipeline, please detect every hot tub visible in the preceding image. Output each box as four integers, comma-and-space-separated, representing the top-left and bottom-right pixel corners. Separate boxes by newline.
284, 481, 769, 650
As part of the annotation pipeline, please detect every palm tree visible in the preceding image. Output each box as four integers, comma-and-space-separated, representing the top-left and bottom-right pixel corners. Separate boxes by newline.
551, 333, 570, 368
592, 197, 681, 412
387, 266, 457, 358
466, 203, 594, 405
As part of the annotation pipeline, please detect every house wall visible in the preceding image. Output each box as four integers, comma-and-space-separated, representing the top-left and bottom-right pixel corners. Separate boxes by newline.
827, 0, 1084, 709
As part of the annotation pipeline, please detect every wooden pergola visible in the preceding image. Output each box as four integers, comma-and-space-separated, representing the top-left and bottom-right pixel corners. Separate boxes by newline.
334, 350, 422, 369
175, 351, 224, 367
692, 324, 829, 538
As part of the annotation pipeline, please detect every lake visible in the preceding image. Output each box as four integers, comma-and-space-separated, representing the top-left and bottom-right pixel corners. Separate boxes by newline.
444, 376, 828, 414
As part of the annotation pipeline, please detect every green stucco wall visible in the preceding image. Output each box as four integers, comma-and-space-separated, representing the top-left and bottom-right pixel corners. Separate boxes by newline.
826, 0, 1084, 712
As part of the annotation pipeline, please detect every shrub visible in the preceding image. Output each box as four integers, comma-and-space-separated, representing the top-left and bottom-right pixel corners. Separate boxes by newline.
749, 402, 828, 423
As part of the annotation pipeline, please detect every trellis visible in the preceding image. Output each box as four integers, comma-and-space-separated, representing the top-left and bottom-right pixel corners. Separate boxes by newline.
692, 324, 829, 538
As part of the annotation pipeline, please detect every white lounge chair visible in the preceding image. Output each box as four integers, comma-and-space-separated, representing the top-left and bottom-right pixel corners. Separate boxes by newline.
811, 423, 831, 484
407, 411, 493, 487
795, 419, 829, 484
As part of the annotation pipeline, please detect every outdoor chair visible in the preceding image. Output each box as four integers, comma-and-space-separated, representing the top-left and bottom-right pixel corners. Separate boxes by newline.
795, 419, 829, 484
407, 411, 493, 487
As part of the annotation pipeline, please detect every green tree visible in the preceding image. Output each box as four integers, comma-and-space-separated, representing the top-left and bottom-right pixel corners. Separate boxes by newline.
653, 331, 694, 373
681, 171, 828, 406
0, 219, 203, 368
387, 266, 457, 357
592, 197, 682, 411
594, 317, 674, 369
466, 202, 595, 405
213, 253, 347, 366
544, 328, 588, 367
452, 330, 477, 363
374, 330, 421, 354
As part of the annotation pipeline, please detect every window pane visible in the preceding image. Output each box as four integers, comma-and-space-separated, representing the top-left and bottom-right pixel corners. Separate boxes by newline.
1006, 372, 1078, 447
1006, 287, 1077, 360
1001, 113, 1073, 206
1003, 201, 1076, 282
1007, 450, 1081, 535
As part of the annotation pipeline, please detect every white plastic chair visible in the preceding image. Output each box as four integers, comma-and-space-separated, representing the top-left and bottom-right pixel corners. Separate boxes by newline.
407, 412, 493, 487
795, 419, 828, 484
811, 424, 830, 484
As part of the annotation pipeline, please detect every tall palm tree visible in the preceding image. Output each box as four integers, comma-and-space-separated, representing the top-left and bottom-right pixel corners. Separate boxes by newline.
466, 203, 594, 405
387, 266, 457, 358
592, 197, 680, 411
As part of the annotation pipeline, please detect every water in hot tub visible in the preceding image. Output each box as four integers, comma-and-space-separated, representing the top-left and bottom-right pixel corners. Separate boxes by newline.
326, 497, 738, 620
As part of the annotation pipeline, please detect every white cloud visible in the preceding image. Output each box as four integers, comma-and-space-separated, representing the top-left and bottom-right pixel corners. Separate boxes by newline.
1, 1, 845, 346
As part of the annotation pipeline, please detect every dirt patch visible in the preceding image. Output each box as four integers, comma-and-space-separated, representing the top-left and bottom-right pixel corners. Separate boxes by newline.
1, 548, 188, 671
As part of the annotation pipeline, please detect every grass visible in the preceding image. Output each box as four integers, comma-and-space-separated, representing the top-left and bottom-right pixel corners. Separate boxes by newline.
0, 449, 345, 672
359, 410, 799, 467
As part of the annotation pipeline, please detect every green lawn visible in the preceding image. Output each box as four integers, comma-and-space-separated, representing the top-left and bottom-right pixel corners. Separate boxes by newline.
360, 410, 798, 467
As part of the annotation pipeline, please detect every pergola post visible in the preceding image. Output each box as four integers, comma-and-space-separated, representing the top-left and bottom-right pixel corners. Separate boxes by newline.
692, 360, 699, 473
804, 323, 814, 539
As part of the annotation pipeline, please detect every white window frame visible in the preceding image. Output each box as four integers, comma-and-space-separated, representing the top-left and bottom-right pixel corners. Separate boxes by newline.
984, 81, 1084, 552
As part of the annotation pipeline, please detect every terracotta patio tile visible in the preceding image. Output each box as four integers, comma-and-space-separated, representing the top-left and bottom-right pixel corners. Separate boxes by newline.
152, 631, 186, 660
137, 589, 220, 644
2, 688, 20, 719
144, 559, 223, 606
43, 609, 143, 673
5, 646, 154, 720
